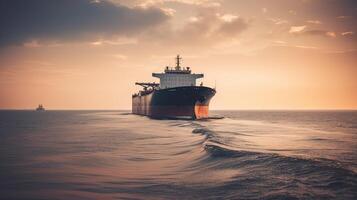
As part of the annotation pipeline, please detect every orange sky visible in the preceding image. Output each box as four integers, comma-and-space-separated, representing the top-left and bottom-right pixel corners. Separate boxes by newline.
0, 0, 356, 110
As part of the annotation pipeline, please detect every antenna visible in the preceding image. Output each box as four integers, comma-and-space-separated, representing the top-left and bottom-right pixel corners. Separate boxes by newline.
175, 54, 182, 70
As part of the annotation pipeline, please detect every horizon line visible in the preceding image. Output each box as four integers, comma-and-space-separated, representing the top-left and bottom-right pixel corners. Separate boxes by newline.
1, 108, 357, 111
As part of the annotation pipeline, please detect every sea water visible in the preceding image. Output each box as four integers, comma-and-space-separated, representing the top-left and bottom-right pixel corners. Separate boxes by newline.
0, 110, 356, 199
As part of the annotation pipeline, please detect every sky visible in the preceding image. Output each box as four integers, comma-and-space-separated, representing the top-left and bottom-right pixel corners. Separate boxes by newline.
0, 0, 356, 110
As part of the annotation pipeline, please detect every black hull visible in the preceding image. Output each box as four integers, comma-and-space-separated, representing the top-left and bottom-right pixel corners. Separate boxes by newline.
132, 86, 215, 119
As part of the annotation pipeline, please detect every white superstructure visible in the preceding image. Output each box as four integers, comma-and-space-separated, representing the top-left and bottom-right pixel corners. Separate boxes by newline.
152, 55, 203, 89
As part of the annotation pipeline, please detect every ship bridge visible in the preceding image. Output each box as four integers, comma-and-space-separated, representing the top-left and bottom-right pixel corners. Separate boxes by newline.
152, 55, 203, 89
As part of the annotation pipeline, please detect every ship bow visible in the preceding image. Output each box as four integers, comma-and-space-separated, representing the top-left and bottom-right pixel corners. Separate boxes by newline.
150, 86, 215, 119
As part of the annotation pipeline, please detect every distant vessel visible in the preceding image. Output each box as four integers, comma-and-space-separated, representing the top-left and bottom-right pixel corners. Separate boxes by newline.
36, 104, 45, 111
132, 55, 216, 119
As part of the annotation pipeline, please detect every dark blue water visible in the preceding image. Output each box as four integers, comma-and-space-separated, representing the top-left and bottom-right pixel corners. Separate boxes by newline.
0, 110, 356, 199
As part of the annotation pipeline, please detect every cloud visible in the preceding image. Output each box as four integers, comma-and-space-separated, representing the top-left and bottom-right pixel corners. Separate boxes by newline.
289, 26, 336, 38
337, 15, 352, 19
139, 0, 221, 7
271, 41, 318, 50
90, 37, 138, 46
306, 20, 322, 24
341, 31, 354, 36
218, 17, 249, 37
272, 40, 287, 45
303, 30, 336, 38
219, 14, 238, 22
0, 0, 170, 47
289, 26, 306, 33
160, 7, 176, 16
294, 45, 318, 49
180, 11, 249, 44
325, 31, 336, 38
141, 5, 250, 48
269, 18, 288, 25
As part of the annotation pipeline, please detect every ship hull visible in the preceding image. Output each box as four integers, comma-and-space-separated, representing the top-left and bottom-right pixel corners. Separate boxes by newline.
132, 86, 215, 119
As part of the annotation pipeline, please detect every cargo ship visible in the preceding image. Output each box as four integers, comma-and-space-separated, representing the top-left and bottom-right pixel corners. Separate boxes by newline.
36, 104, 45, 111
132, 55, 216, 119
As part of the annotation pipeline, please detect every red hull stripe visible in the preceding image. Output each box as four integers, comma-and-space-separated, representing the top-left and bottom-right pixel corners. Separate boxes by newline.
132, 105, 196, 118
132, 105, 210, 119
194, 105, 209, 119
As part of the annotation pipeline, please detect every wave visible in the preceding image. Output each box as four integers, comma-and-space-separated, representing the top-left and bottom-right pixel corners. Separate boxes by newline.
189, 126, 357, 199
192, 127, 355, 172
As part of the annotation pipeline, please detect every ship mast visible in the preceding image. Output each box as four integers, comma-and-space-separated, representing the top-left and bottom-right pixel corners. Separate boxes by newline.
175, 55, 182, 70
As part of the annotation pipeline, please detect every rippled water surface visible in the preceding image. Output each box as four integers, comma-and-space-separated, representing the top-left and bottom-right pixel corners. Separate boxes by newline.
0, 110, 356, 199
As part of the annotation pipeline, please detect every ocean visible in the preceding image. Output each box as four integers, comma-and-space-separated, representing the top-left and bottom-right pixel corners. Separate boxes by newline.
0, 110, 356, 199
